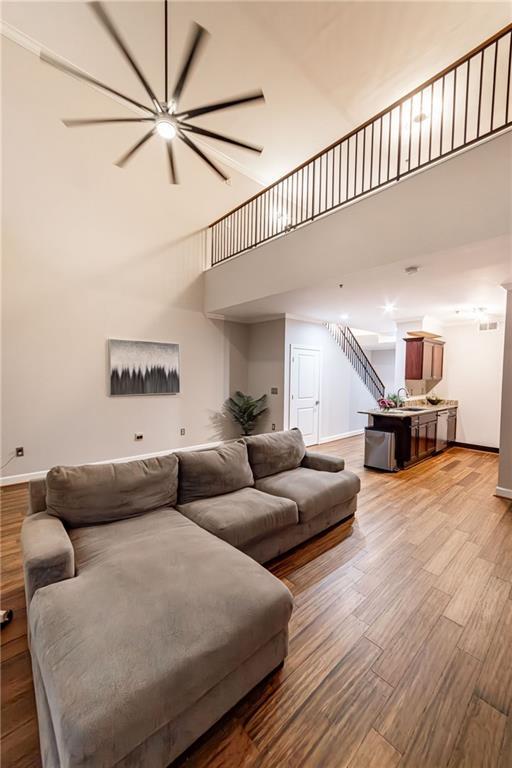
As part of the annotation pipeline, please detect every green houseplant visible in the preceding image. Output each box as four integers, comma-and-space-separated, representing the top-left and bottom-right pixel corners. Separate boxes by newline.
225, 391, 268, 436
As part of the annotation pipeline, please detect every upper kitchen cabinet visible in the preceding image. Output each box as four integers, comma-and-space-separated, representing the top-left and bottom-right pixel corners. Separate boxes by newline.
405, 336, 445, 391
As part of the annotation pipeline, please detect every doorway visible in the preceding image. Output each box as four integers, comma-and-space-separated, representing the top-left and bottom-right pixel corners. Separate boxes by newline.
289, 345, 321, 446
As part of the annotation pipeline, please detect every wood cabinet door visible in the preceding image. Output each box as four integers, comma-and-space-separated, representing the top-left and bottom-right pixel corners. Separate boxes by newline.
422, 342, 434, 379
427, 420, 437, 453
432, 344, 444, 379
405, 339, 424, 379
410, 425, 419, 462
418, 424, 429, 458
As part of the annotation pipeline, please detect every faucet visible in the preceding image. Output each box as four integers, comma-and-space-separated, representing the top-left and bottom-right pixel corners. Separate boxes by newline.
397, 387, 409, 407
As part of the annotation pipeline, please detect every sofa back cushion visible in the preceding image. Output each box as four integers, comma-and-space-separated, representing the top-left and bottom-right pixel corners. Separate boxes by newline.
177, 441, 254, 504
244, 428, 306, 480
46, 454, 179, 527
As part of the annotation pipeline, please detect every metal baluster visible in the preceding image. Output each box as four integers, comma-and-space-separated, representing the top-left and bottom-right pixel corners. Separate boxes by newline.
491, 41, 498, 131
506, 32, 512, 124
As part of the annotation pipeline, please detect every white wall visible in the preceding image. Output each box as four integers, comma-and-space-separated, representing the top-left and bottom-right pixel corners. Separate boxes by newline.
498, 286, 512, 496
284, 319, 374, 441
246, 319, 286, 434
369, 349, 396, 396
1, 220, 253, 478
442, 321, 505, 449
0, 37, 262, 481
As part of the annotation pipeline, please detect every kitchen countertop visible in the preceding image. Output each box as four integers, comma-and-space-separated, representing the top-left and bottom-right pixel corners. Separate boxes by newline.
358, 403, 458, 419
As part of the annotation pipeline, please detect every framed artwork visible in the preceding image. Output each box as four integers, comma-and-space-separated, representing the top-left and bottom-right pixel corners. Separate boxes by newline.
109, 339, 180, 396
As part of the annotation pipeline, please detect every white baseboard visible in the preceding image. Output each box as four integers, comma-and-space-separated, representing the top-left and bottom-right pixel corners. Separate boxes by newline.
495, 486, 512, 500
318, 429, 364, 444
0, 440, 221, 487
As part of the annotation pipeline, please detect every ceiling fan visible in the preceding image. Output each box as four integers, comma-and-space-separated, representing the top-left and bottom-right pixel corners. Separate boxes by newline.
41, 0, 264, 183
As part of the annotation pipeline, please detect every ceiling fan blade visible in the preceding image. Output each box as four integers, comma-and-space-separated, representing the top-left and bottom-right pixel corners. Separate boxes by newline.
171, 23, 208, 106
179, 122, 262, 153
41, 51, 155, 116
90, 2, 161, 113
166, 140, 178, 184
115, 128, 155, 168
175, 90, 264, 120
178, 131, 228, 181
63, 117, 154, 127
164, 0, 169, 103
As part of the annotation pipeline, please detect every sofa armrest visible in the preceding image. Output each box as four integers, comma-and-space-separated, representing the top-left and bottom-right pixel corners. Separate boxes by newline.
21, 512, 75, 604
301, 451, 345, 472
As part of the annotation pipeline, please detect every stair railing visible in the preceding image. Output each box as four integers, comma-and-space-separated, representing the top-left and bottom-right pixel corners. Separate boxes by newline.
209, 23, 512, 266
326, 323, 385, 401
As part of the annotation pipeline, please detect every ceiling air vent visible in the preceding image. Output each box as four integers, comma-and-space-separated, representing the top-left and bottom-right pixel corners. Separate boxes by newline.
479, 321, 499, 331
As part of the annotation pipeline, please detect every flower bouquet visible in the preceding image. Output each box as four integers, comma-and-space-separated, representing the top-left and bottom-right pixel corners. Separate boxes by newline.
377, 397, 396, 411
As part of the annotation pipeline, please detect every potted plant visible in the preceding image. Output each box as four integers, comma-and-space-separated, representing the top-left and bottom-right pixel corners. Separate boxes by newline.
225, 391, 268, 436
388, 392, 405, 408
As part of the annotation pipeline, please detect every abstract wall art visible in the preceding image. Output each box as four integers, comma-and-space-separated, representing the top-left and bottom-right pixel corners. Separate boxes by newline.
109, 339, 180, 396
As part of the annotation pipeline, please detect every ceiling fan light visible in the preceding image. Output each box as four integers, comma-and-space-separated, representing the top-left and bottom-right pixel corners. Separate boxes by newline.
156, 118, 177, 140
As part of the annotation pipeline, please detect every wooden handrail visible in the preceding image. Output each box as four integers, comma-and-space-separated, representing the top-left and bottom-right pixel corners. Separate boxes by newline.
210, 22, 512, 228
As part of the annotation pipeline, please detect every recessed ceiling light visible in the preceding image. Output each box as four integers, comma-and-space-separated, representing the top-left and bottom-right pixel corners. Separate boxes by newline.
382, 302, 396, 314
404, 265, 420, 275
340, 313, 349, 321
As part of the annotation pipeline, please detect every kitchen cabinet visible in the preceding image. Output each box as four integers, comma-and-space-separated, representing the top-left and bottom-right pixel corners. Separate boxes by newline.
409, 423, 420, 463
360, 406, 457, 471
432, 343, 444, 379
405, 337, 445, 381
411, 412, 437, 462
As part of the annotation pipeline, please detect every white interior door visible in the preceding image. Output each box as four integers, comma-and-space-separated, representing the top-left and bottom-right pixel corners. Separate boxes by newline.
289, 346, 321, 446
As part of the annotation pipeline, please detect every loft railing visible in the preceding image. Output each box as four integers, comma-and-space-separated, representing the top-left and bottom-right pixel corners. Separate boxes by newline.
209, 24, 512, 266
326, 323, 385, 402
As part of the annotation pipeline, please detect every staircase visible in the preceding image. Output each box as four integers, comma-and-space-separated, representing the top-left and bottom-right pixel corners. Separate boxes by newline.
326, 323, 385, 402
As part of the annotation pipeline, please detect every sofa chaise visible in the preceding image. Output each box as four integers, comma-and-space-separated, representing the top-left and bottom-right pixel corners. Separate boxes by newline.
21, 428, 360, 768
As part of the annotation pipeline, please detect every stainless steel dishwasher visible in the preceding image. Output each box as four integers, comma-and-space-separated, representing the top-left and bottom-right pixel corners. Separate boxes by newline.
364, 428, 397, 471
436, 410, 449, 451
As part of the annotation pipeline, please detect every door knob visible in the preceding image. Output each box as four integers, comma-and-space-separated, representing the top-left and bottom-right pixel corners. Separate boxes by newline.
315, 400, 320, 405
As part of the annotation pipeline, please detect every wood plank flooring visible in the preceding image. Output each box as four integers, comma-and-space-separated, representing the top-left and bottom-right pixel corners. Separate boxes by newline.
1, 437, 511, 767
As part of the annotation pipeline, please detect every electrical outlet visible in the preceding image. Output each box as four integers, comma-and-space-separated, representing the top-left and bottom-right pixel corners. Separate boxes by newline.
180, 428, 186, 436
271, 424, 276, 431
134, 433, 143, 441
16, 446, 24, 457
271, 387, 278, 395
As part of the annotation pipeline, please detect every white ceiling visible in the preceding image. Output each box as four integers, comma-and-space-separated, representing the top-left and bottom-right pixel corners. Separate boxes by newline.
2, 1, 511, 330
215, 234, 512, 334
2, 1, 511, 207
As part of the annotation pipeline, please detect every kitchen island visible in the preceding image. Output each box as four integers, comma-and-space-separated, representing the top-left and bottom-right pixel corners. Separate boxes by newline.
358, 403, 458, 470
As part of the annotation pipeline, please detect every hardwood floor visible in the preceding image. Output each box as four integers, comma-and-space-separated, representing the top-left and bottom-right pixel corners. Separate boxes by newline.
1, 436, 511, 767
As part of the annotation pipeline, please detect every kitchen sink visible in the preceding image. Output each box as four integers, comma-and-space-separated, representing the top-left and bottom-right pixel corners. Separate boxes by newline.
402, 407, 429, 411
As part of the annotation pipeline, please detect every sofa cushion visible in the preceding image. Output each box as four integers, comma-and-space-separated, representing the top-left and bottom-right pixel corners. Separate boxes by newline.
255, 467, 361, 523
301, 451, 345, 472
244, 428, 306, 480
176, 441, 254, 504
46, 455, 179, 527
177, 487, 298, 549
31, 509, 293, 768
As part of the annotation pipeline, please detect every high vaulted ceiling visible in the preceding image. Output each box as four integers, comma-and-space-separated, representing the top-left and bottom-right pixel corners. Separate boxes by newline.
2, 1, 511, 247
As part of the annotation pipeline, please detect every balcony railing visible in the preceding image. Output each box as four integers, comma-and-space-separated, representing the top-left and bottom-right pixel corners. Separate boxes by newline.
209, 23, 512, 266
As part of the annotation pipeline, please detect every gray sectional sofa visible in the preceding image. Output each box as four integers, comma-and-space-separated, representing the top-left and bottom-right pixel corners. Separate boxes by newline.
21, 428, 360, 768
